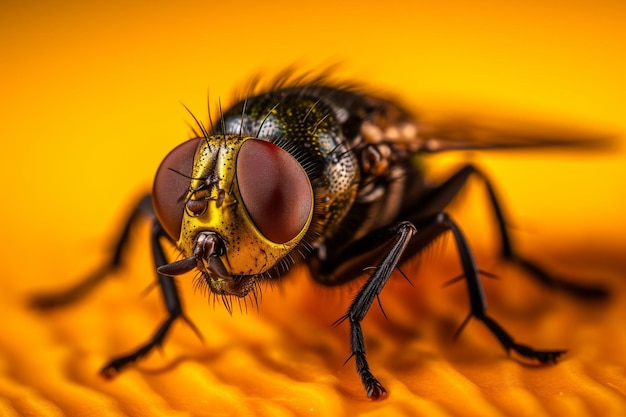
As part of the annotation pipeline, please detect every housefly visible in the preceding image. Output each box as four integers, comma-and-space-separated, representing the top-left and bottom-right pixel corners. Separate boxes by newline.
33, 73, 609, 399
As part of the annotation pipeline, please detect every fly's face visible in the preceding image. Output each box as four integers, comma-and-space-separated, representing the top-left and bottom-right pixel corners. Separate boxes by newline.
152, 134, 314, 297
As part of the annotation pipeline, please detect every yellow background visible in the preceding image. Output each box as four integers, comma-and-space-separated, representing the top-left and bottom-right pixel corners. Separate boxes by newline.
1, 1, 625, 416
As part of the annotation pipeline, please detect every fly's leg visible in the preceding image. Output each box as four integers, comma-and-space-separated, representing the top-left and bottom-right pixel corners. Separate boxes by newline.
413, 213, 566, 364
333, 221, 417, 399
330, 213, 565, 399
31, 195, 154, 309
100, 220, 199, 378
417, 164, 608, 299
30, 194, 198, 376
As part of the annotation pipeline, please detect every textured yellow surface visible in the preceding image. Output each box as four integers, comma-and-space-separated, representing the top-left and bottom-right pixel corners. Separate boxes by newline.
2, 1, 626, 416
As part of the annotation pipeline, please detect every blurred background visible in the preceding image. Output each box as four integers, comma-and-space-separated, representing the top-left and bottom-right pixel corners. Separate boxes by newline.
1, 1, 625, 416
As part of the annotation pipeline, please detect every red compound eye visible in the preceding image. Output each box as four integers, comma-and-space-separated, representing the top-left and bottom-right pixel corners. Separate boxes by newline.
153, 138, 202, 240
236, 140, 312, 243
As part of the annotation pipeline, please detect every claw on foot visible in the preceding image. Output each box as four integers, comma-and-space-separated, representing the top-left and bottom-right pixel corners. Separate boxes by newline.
363, 372, 387, 400
511, 343, 566, 364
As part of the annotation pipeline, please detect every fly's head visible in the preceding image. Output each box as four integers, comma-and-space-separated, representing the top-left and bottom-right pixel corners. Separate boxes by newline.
152, 134, 314, 299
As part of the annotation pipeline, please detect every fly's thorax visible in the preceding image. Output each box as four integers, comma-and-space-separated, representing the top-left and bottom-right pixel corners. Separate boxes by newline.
174, 135, 314, 276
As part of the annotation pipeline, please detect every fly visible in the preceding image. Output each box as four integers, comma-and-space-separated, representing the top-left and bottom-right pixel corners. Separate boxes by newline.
32, 73, 610, 399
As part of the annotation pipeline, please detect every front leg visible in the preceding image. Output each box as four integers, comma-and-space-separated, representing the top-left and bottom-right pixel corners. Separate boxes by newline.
319, 213, 565, 399
333, 221, 416, 399
101, 220, 200, 377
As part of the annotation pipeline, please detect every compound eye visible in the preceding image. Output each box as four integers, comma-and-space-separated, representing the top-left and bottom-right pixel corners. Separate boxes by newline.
237, 140, 312, 243
153, 138, 202, 240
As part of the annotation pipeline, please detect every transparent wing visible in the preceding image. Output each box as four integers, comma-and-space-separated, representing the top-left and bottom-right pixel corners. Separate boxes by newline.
414, 115, 615, 153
